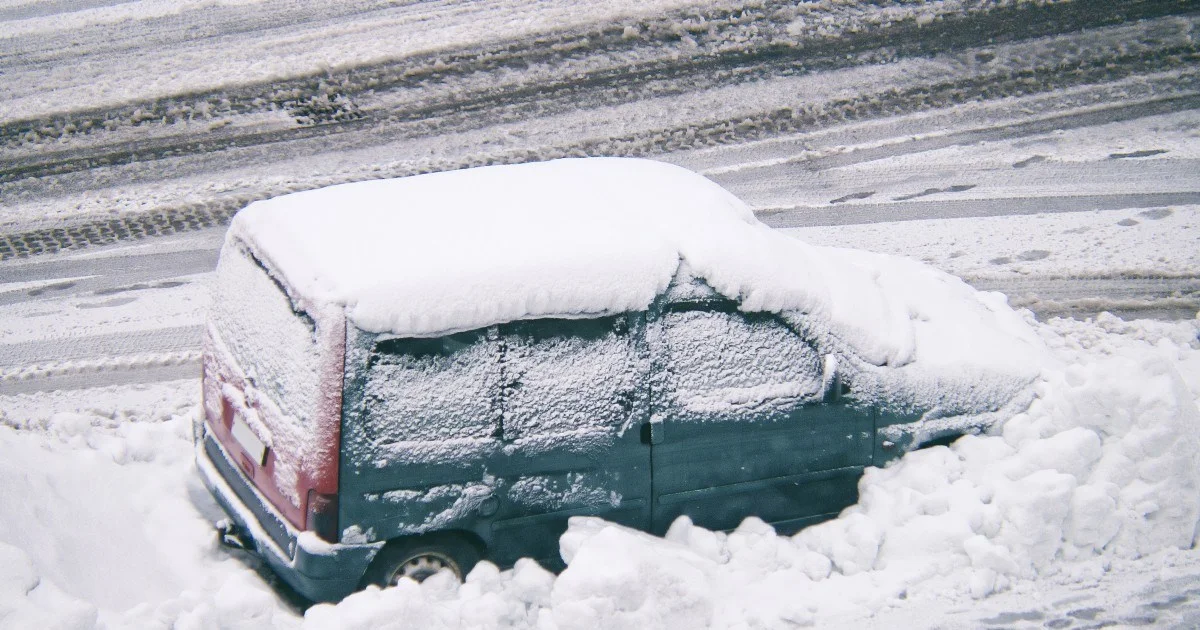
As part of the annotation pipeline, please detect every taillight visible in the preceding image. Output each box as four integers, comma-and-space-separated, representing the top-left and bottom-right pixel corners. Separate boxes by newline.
221, 398, 234, 429
306, 490, 339, 542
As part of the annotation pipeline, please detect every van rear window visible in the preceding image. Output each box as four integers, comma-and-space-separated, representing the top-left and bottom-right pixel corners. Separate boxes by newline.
210, 245, 324, 503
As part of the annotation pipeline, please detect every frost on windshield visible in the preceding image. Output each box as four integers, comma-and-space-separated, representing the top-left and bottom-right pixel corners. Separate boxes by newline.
211, 245, 322, 435
653, 303, 822, 421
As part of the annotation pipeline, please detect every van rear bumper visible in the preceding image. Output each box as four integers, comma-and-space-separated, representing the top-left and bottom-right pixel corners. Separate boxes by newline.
196, 430, 380, 602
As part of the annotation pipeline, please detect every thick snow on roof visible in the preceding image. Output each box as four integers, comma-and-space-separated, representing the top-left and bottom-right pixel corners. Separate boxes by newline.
229, 157, 1045, 381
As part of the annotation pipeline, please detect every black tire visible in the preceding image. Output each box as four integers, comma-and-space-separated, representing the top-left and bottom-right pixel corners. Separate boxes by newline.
361, 534, 481, 587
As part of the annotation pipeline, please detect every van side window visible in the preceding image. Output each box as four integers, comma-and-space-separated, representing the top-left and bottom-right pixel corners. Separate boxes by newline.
362, 330, 502, 446
499, 315, 643, 449
655, 301, 821, 421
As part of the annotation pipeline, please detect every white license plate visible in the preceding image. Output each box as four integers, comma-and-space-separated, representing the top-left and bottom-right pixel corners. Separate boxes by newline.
230, 416, 267, 466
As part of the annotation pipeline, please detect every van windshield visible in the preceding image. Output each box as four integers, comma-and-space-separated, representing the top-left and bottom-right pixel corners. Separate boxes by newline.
210, 244, 323, 483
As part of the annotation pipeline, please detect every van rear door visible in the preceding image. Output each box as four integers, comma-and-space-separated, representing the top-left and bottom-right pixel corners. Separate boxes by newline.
203, 242, 344, 540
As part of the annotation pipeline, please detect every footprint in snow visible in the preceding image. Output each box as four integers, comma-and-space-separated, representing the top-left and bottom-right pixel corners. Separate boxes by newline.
27, 281, 76, 297
78, 297, 138, 310
1013, 155, 1046, 168
1108, 149, 1168, 159
1139, 208, 1173, 220
829, 191, 875, 204
893, 184, 976, 201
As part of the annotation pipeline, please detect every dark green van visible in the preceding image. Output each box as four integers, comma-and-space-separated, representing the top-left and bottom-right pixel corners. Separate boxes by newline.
195, 158, 1035, 603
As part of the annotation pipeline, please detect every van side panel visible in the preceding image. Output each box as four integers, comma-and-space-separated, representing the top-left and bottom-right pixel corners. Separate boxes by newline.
338, 315, 652, 569
485, 315, 652, 568
648, 303, 872, 534
651, 405, 872, 535
338, 327, 504, 547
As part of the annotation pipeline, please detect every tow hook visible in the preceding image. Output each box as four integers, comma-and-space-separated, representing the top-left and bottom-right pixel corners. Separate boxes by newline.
216, 518, 252, 551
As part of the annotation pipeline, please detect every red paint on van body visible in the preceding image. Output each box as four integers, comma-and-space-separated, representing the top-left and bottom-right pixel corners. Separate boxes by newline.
201, 312, 346, 534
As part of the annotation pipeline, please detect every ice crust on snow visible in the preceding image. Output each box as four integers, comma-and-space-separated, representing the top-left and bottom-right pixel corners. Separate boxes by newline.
230, 157, 1046, 416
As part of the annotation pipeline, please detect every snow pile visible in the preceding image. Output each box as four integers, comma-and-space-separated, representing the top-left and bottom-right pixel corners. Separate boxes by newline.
799, 353, 1200, 597
815, 248, 1048, 417
0, 382, 297, 630
0, 542, 97, 630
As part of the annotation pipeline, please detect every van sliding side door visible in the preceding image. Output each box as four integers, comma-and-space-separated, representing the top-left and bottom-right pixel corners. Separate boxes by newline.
485, 314, 653, 569
648, 302, 873, 536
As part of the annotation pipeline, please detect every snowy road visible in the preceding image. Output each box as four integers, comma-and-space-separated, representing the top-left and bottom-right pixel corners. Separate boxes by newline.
4, 1, 1199, 246
0, 231, 218, 394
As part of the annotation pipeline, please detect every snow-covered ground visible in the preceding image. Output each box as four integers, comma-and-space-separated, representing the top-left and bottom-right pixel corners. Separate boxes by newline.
757, 108, 1200, 280
2, 312, 1199, 628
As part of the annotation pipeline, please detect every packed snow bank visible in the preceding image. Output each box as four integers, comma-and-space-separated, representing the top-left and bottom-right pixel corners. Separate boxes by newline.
232, 158, 1046, 406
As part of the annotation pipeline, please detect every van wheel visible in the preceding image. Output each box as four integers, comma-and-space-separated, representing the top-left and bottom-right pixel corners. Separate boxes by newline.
362, 534, 480, 586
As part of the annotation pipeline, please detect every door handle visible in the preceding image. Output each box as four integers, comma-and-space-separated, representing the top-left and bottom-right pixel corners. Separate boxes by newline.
640, 421, 664, 445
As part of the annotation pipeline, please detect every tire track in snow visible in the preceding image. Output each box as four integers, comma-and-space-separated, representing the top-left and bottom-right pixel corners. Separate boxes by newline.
0, 242, 215, 393
0, 245, 218, 306
0, 326, 204, 395
0, 324, 202, 369
8, 83, 1197, 260
755, 193, 1200, 228
699, 92, 1200, 183
967, 276, 1200, 321
3, 1, 1195, 184
4, 75, 1199, 260
0, 360, 199, 395
726, 157, 1200, 212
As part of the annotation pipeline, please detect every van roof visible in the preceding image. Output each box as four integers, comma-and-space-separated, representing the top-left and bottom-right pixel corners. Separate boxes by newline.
228, 157, 1046, 381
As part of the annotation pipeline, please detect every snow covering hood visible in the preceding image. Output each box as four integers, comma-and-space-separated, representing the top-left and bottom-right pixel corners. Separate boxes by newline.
228, 157, 1047, 382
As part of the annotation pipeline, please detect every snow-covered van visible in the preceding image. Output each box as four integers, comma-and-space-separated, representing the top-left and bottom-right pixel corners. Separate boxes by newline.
196, 158, 1045, 602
